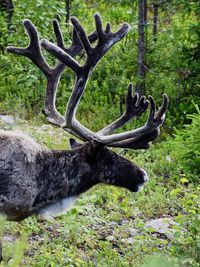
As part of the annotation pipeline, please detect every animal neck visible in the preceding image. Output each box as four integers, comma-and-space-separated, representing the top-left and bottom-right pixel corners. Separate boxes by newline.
34, 148, 99, 219
46, 149, 98, 197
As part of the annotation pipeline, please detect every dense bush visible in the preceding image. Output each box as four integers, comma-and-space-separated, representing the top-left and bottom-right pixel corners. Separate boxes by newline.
171, 103, 200, 180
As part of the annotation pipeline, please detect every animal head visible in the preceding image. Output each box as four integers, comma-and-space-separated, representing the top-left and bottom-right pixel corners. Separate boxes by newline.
69, 140, 147, 192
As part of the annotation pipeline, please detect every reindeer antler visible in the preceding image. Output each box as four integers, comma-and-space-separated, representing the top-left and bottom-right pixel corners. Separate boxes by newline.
7, 13, 169, 149
7, 18, 97, 133
98, 84, 149, 135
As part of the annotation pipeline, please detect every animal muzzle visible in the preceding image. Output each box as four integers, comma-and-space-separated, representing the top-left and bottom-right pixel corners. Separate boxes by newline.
136, 169, 149, 192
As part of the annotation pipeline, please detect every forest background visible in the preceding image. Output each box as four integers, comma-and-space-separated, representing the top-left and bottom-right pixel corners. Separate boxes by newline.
0, 1, 199, 267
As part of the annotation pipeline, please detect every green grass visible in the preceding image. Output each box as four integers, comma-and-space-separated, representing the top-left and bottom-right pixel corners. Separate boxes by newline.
0, 122, 199, 267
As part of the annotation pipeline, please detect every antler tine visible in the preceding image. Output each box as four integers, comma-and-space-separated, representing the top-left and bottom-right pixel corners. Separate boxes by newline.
110, 128, 160, 149
71, 16, 93, 57
108, 95, 168, 149
52, 19, 65, 50
52, 19, 98, 57
7, 19, 65, 126
41, 13, 130, 74
77, 13, 131, 65
41, 39, 82, 73
71, 93, 167, 145
146, 94, 168, 128
105, 22, 111, 34
155, 93, 169, 121
70, 27, 98, 57
100, 94, 169, 145
94, 13, 105, 42
7, 19, 51, 77
98, 83, 149, 135
41, 16, 99, 70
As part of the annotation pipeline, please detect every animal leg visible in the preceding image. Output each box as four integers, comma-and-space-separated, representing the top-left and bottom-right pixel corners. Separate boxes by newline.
0, 195, 33, 221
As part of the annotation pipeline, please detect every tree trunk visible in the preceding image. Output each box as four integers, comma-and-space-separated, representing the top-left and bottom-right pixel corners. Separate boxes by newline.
136, 0, 147, 96
0, 0, 14, 32
65, 0, 71, 27
153, 3, 158, 42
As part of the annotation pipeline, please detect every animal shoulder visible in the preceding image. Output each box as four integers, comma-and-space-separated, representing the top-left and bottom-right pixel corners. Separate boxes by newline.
0, 130, 48, 162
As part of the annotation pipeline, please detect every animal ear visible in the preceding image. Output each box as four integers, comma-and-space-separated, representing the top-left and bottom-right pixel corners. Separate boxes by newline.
85, 141, 104, 163
69, 138, 82, 149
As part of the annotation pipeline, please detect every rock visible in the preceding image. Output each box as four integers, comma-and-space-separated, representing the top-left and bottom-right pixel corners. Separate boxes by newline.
126, 237, 134, 244
121, 237, 134, 244
3, 234, 17, 243
129, 227, 138, 236
0, 115, 15, 125
106, 235, 115, 242
107, 222, 117, 227
145, 218, 178, 239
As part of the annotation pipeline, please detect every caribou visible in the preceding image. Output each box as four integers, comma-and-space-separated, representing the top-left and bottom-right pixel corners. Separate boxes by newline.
0, 13, 168, 261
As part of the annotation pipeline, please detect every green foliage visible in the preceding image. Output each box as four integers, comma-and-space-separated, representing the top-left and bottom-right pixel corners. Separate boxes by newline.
0, 216, 26, 267
171, 102, 200, 179
141, 255, 179, 267
171, 213, 200, 267
0, 0, 199, 128
0, 216, 6, 235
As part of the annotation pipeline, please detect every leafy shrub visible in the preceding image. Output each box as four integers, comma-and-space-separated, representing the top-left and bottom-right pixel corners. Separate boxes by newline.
171, 102, 200, 180
171, 213, 200, 267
